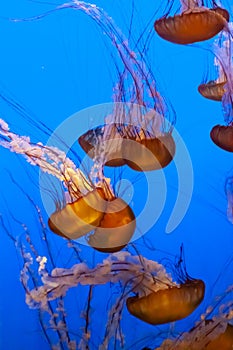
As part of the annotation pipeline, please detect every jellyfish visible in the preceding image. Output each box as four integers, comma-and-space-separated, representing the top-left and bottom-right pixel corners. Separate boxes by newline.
198, 31, 231, 102
210, 124, 233, 152
154, 0, 229, 44
197, 31, 233, 151
79, 115, 176, 172
0, 119, 136, 252
21, 1, 176, 171
126, 278, 205, 325
155, 285, 233, 349
126, 250, 205, 325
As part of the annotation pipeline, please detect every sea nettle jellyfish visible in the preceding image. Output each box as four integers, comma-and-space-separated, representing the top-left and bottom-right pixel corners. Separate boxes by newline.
200, 32, 233, 152
210, 124, 233, 152
23, 1, 176, 171
155, 284, 233, 349
126, 278, 205, 325
17, 240, 206, 349
126, 254, 205, 325
198, 32, 230, 101
198, 54, 227, 101
154, 0, 229, 44
79, 108, 176, 172
0, 119, 136, 252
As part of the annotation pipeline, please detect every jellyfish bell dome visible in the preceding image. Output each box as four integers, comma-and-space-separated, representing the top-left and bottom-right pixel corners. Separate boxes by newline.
210, 124, 233, 152
205, 323, 233, 350
154, 6, 229, 45
124, 131, 176, 172
78, 123, 126, 167
48, 187, 107, 239
198, 81, 227, 101
48, 182, 136, 252
88, 196, 136, 253
126, 279, 205, 325
79, 123, 176, 172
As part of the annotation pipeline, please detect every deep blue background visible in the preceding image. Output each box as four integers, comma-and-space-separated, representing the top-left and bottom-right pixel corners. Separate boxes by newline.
0, 1, 232, 349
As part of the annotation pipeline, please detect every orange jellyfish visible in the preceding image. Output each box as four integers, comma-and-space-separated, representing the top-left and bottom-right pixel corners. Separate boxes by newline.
48, 174, 136, 252
126, 278, 205, 325
124, 127, 176, 171
0, 119, 136, 253
154, 1, 229, 44
210, 124, 233, 152
198, 35, 229, 101
78, 123, 127, 167
198, 80, 226, 101
204, 322, 233, 350
79, 119, 176, 172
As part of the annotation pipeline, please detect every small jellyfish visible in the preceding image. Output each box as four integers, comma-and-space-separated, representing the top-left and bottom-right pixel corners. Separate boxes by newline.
154, 0, 229, 44
198, 34, 229, 101
210, 124, 233, 152
199, 33, 233, 152
198, 80, 227, 101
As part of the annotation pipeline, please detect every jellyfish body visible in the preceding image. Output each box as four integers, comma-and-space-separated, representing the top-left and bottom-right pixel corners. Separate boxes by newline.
205, 324, 233, 350
79, 124, 175, 171
126, 279, 205, 325
49, 185, 136, 252
198, 81, 226, 101
154, 7, 229, 44
78, 124, 126, 167
48, 188, 106, 239
125, 132, 176, 171
210, 124, 233, 152
88, 197, 136, 252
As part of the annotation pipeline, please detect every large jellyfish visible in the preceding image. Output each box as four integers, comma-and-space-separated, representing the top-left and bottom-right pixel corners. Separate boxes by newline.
20, 1, 176, 171
0, 119, 136, 252
154, 0, 229, 44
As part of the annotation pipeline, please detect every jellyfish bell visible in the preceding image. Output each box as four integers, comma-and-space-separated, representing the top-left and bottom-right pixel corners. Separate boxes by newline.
48, 187, 107, 239
210, 124, 233, 152
204, 323, 233, 350
88, 196, 136, 253
126, 278, 205, 325
198, 81, 227, 101
79, 123, 176, 172
124, 130, 176, 172
154, 6, 229, 45
78, 123, 126, 167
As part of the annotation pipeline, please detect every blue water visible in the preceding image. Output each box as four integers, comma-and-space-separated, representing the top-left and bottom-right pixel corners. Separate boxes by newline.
0, 1, 232, 349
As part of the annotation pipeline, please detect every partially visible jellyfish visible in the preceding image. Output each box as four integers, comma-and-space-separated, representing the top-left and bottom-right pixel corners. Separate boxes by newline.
155, 284, 233, 349
0, 119, 136, 252
210, 123, 233, 152
21, 1, 176, 171
154, 0, 229, 45
206, 30, 233, 152
225, 175, 233, 224
198, 44, 227, 101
